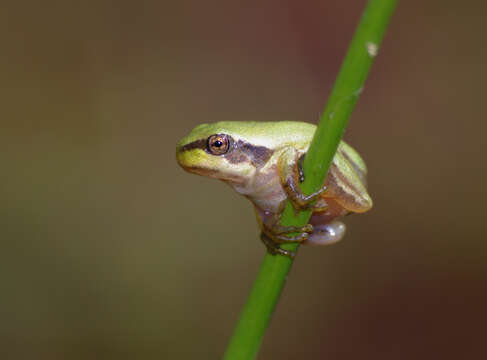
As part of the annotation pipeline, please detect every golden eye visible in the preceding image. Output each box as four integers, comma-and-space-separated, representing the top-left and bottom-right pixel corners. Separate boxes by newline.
207, 134, 230, 155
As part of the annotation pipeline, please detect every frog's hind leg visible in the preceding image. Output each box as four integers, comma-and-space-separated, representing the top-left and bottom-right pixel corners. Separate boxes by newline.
303, 220, 346, 246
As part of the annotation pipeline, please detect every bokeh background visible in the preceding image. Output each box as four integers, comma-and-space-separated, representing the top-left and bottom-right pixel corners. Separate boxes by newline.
2, 0, 486, 359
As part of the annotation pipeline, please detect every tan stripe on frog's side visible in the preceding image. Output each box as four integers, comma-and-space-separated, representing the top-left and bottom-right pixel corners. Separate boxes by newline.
323, 142, 372, 213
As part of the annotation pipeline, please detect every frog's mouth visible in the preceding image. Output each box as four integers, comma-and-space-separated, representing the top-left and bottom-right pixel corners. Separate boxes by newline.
183, 166, 243, 184
179, 164, 245, 185
176, 146, 245, 184
181, 165, 218, 178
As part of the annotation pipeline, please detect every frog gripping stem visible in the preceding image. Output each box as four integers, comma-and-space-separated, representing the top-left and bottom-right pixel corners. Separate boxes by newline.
224, 1, 397, 358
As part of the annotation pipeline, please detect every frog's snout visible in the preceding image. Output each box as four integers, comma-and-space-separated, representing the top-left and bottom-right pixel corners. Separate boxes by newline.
175, 144, 185, 165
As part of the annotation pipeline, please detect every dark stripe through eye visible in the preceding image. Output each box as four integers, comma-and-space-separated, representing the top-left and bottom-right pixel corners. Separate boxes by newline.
179, 139, 207, 153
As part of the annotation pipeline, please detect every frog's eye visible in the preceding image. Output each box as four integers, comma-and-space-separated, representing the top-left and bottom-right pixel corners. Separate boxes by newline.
207, 134, 231, 155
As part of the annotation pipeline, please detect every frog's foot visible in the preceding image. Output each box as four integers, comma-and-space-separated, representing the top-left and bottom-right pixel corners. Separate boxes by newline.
279, 149, 328, 213
283, 179, 328, 212
260, 221, 312, 258
260, 232, 296, 259
262, 206, 314, 242
261, 200, 314, 237
265, 222, 314, 236
303, 220, 346, 246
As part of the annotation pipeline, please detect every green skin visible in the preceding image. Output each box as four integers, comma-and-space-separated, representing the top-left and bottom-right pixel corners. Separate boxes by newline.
176, 121, 373, 258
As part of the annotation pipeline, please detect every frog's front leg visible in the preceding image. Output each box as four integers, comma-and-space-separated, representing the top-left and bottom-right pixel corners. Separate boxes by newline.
278, 147, 328, 212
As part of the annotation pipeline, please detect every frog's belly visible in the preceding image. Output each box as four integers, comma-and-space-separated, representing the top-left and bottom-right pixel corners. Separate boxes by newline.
232, 169, 286, 214
249, 191, 287, 215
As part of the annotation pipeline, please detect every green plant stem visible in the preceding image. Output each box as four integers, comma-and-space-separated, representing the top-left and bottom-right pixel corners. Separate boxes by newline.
223, 1, 397, 359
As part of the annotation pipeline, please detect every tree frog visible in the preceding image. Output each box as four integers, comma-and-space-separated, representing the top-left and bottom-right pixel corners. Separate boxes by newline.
176, 121, 372, 258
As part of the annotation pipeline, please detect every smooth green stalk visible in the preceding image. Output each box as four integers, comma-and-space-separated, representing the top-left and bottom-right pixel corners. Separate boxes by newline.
223, 1, 397, 359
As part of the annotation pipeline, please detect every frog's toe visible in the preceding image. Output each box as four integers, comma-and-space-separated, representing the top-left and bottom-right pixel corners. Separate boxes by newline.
260, 232, 296, 258
273, 231, 309, 243
265, 223, 313, 236
303, 220, 346, 246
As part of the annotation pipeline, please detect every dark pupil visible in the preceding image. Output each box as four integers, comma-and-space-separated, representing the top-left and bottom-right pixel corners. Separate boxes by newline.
213, 140, 223, 148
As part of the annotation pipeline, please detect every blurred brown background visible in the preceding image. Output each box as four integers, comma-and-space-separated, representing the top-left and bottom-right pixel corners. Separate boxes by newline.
1, 0, 486, 359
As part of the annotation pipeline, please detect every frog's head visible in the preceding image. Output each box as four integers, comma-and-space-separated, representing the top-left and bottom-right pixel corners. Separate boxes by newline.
176, 122, 273, 184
